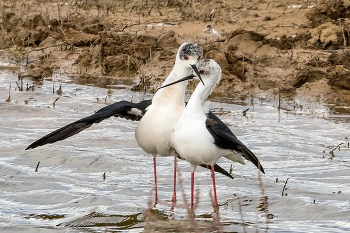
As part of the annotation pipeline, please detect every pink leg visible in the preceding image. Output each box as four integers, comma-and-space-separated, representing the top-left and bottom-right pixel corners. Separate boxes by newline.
153, 157, 158, 205
211, 165, 218, 207
172, 156, 177, 202
191, 172, 194, 208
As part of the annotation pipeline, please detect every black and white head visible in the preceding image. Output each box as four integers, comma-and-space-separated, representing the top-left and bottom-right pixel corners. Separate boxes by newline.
176, 43, 204, 83
177, 42, 202, 64
158, 43, 204, 89
196, 59, 222, 85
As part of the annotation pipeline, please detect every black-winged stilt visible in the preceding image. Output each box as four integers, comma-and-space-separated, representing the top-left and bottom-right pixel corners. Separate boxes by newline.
26, 43, 233, 205
159, 59, 265, 209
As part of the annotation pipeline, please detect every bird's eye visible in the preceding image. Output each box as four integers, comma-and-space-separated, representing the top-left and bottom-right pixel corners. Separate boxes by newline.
200, 69, 205, 74
184, 55, 189, 60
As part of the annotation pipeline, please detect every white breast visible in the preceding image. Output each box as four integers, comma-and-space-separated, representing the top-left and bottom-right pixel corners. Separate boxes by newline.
135, 103, 184, 157
172, 113, 217, 165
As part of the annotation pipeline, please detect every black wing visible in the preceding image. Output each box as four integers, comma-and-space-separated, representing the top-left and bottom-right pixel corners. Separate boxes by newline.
26, 99, 152, 150
206, 111, 265, 174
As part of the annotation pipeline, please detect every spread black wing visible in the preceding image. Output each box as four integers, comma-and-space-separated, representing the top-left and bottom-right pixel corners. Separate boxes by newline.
206, 111, 265, 174
25, 99, 152, 150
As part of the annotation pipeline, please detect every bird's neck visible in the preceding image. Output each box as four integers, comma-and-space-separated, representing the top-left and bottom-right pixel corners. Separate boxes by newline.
153, 63, 190, 106
183, 79, 215, 116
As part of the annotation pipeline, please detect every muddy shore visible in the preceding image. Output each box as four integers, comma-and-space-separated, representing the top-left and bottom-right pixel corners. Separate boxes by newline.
1, 0, 350, 110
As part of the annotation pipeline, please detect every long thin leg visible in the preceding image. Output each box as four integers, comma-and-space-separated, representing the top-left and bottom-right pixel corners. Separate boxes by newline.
191, 172, 194, 209
153, 157, 158, 205
211, 165, 218, 207
172, 156, 177, 203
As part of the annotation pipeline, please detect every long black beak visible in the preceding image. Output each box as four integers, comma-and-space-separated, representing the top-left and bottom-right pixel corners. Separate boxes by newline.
190, 64, 205, 86
158, 64, 205, 90
158, 74, 196, 90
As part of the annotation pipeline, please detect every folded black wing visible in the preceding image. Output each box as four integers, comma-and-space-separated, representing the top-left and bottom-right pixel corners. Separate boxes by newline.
26, 99, 152, 150
206, 111, 265, 174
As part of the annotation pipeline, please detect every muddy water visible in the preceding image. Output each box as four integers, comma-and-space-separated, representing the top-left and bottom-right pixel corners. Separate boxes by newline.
0, 65, 350, 233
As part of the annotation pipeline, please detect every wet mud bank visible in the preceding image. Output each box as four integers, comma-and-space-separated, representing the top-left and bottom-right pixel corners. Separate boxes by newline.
1, 0, 350, 106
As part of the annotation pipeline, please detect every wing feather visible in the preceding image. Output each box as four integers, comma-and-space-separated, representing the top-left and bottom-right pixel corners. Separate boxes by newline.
26, 99, 152, 150
206, 111, 265, 174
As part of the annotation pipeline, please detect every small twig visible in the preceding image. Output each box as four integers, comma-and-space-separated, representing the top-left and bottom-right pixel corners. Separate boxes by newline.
52, 97, 59, 108
281, 178, 289, 196
57, 0, 61, 26
16, 78, 24, 91
242, 108, 249, 116
329, 142, 344, 159
6, 84, 11, 102
103, 171, 106, 180
338, 18, 347, 52
59, 26, 73, 46
278, 92, 281, 110
35, 161, 40, 172
56, 80, 62, 95
331, 143, 343, 152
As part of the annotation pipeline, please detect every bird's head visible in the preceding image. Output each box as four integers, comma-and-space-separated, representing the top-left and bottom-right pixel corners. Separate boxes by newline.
176, 42, 202, 66
196, 59, 222, 84
176, 43, 204, 83
158, 43, 204, 90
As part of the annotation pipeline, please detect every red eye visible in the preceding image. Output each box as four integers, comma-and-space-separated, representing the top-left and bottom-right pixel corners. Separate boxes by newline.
184, 55, 189, 60
200, 69, 205, 74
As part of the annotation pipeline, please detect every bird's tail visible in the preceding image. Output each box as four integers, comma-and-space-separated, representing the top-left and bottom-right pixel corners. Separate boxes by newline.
239, 146, 265, 174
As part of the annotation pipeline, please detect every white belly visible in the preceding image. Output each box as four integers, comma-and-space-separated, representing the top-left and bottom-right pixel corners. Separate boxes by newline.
135, 103, 184, 157
171, 115, 224, 166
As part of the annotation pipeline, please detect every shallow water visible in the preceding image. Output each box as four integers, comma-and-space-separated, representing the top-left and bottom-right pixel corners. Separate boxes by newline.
0, 65, 350, 232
